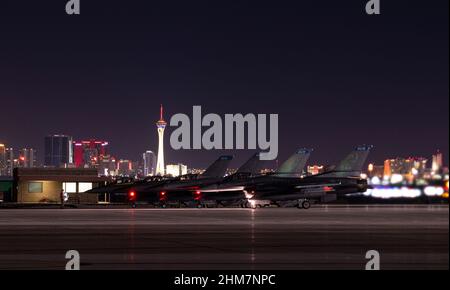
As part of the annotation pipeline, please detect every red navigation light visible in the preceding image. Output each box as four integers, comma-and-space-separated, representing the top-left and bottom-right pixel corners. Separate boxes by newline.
159, 191, 167, 201
128, 191, 136, 200
194, 190, 202, 201
323, 186, 334, 192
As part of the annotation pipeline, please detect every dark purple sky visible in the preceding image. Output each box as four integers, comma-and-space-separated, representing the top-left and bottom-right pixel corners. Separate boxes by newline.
0, 0, 448, 168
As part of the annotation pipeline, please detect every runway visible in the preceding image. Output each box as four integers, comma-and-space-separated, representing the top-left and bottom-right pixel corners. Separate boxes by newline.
0, 205, 447, 270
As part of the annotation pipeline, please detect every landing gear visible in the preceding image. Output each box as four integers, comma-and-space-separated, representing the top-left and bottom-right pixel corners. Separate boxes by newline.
297, 199, 311, 209
131, 203, 137, 208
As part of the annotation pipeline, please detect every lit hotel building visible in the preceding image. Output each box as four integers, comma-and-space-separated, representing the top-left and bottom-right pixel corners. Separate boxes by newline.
0, 144, 7, 176
307, 165, 325, 176
432, 151, 443, 173
166, 163, 188, 177
73, 139, 109, 168
18, 148, 37, 168
143, 150, 156, 176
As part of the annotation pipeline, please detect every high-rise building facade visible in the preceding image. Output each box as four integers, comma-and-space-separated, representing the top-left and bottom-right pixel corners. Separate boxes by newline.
117, 159, 134, 176
383, 157, 428, 176
166, 163, 188, 177
18, 148, 37, 168
155, 105, 167, 176
44, 135, 73, 167
0, 145, 15, 176
432, 151, 443, 172
0, 144, 6, 176
307, 165, 324, 176
73, 140, 109, 168
367, 163, 384, 178
5, 148, 14, 176
98, 155, 117, 177
143, 150, 156, 176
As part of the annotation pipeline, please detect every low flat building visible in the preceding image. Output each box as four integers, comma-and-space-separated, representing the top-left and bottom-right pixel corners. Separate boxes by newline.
0, 176, 13, 202
13, 168, 110, 204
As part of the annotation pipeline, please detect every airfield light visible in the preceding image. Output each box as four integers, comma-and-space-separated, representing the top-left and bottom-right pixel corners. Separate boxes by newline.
424, 186, 444, 197
371, 176, 381, 185
390, 174, 404, 184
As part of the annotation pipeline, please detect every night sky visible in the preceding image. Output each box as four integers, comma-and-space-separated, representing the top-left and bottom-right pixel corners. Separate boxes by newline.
0, 0, 448, 168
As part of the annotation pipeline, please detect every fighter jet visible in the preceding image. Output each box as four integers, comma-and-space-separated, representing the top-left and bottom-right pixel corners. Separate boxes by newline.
245, 145, 373, 209
128, 155, 234, 207
85, 174, 172, 203
194, 149, 312, 206
87, 156, 233, 204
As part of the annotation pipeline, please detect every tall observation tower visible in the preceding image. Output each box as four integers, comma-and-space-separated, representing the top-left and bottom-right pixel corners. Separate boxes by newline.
155, 104, 167, 176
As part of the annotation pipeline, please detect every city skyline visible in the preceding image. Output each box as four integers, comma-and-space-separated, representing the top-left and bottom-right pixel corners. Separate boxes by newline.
0, 136, 447, 172
0, 109, 448, 170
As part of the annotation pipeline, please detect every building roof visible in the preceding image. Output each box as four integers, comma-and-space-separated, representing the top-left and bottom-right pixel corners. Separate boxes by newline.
15, 168, 111, 182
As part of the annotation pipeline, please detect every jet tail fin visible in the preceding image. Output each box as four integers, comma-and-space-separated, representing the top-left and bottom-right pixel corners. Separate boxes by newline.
320, 145, 373, 177
236, 153, 263, 175
274, 148, 313, 177
201, 155, 233, 178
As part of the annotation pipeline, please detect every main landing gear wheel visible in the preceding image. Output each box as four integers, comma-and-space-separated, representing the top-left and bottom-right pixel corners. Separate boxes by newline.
298, 200, 311, 209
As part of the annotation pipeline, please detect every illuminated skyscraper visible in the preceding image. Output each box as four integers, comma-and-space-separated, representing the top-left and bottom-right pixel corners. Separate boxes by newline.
432, 150, 443, 172
5, 148, 14, 176
18, 148, 37, 168
143, 150, 156, 176
44, 135, 73, 167
117, 159, 134, 176
166, 163, 188, 177
73, 139, 109, 168
0, 145, 15, 176
155, 104, 167, 176
0, 144, 6, 176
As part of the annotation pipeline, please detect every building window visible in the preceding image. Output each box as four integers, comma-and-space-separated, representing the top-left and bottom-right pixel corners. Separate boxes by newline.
78, 182, 93, 193
63, 182, 77, 193
28, 182, 43, 193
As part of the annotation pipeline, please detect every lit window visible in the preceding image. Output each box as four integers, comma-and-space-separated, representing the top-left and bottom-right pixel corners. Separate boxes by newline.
78, 183, 93, 193
28, 182, 43, 193
63, 182, 77, 193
